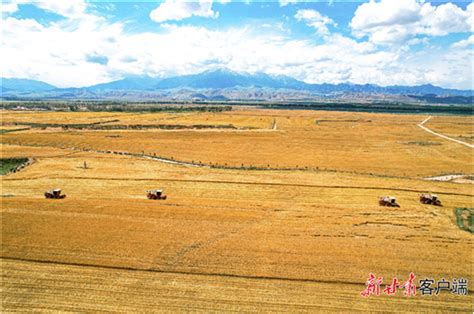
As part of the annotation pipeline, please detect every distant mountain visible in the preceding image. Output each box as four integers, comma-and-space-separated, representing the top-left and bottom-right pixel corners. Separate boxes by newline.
153, 69, 472, 97
384, 84, 468, 96
154, 69, 307, 90
408, 94, 474, 105
1, 78, 56, 92
86, 75, 161, 91
1, 69, 472, 100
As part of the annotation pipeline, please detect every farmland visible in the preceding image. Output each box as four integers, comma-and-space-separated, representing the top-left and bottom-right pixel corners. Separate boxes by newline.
1, 108, 473, 311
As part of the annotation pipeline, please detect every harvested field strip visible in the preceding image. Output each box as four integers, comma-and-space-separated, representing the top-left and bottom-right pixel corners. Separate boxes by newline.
3, 200, 472, 287
4, 176, 473, 197
4, 143, 469, 181
5, 256, 472, 295
4, 259, 471, 312
1, 256, 362, 286
3, 111, 473, 177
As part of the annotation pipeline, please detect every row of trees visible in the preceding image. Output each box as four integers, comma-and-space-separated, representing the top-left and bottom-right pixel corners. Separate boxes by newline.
1, 101, 233, 113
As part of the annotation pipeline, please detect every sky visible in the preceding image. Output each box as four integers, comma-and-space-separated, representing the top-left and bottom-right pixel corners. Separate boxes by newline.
1, 0, 473, 89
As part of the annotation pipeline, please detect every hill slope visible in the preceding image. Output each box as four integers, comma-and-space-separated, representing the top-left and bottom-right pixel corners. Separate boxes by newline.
1, 78, 57, 92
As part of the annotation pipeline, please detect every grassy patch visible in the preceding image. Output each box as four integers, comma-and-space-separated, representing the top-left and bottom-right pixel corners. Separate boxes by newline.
405, 141, 442, 146
1, 101, 233, 113
454, 208, 473, 234
0, 128, 31, 134
7, 121, 239, 131
0, 158, 29, 175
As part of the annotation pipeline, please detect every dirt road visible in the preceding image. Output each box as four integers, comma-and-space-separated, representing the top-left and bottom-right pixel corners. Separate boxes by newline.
418, 116, 473, 148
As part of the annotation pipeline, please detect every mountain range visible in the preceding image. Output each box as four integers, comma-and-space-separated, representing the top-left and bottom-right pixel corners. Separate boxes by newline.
1, 69, 473, 102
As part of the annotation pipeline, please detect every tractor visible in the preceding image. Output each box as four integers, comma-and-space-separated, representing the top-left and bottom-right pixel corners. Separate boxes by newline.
419, 193, 442, 206
379, 196, 399, 207
147, 190, 167, 200
44, 188, 66, 199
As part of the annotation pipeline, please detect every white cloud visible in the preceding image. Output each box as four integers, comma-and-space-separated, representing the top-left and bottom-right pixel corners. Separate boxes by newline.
295, 9, 336, 36
1, 0, 472, 89
406, 44, 473, 89
280, 0, 332, 6
1, 3, 18, 14
419, 2, 473, 36
3, 0, 88, 18
34, 0, 87, 18
279, 0, 298, 7
351, 0, 420, 31
150, 0, 218, 23
1, 2, 122, 87
451, 35, 474, 49
351, 0, 472, 45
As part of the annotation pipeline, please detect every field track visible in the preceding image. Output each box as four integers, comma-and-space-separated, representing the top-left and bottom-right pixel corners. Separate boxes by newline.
418, 116, 474, 148
4, 258, 472, 312
3, 256, 365, 286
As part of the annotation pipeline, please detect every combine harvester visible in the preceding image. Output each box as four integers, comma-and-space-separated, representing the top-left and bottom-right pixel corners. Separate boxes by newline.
379, 196, 399, 207
44, 189, 66, 199
147, 190, 167, 200
419, 193, 442, 206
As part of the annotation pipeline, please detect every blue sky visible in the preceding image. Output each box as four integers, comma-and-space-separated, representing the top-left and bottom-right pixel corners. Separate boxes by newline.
1, 0, 473, 89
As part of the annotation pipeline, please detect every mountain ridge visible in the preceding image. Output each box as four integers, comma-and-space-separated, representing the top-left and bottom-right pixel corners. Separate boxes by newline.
1, 78, 57, 92
2, 69, 473, 99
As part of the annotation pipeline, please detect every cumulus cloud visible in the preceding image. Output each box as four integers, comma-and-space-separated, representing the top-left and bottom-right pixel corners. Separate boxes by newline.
150, 0, 218, 23
1, 2, 18, 14
451, 35, 474, 49
279, 0, 298, 7
351, 0, 472, 45
3, 0, 88, 17
1, 0, 473, 89
34, 0, 87, 18
1, 3, 122, 87
295, 9, 336, 36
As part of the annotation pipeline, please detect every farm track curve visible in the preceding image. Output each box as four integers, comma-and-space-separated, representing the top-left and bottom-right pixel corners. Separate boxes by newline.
0, 256, 366, 287
418, 116, 474, 148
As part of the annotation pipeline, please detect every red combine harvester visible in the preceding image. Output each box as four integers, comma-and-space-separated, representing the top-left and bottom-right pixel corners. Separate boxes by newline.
44, 188, 66, 199
147, 190, 167, 200
419, 193, 442, 206
378, 196, 399, 207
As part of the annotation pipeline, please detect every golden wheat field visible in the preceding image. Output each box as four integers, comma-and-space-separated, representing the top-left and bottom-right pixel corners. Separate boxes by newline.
1, 108, 473, 311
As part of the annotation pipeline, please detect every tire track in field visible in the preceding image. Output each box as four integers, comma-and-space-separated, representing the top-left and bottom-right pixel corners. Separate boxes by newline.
0, 256, 364, 287
4, 256, 474, 294
3, 176, 473, 197
418, 116, 474, 148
